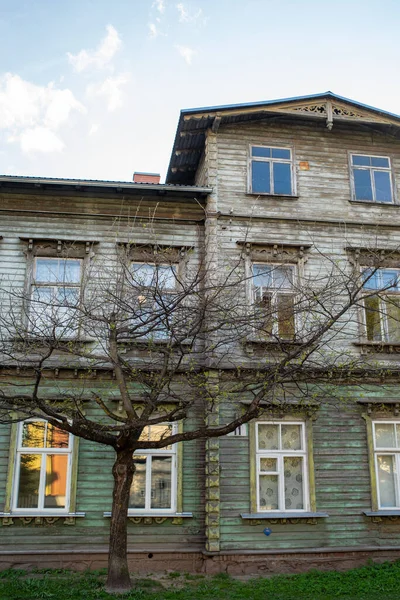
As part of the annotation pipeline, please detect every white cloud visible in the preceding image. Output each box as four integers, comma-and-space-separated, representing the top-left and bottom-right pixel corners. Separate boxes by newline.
86, 74, 129, 111
176, 3, 205, 24
67, 25, 121, 73
153, 0, 165, 13
148, 23, 158, 38
175, 45, 196, 65
19, 127, 64, 153
0, 73, 85, 153
89, 124, 99, 136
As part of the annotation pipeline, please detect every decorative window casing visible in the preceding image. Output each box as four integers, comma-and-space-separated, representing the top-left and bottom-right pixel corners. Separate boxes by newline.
254, 421, 309, 512
252, 264, 296, 340
129, 423, 178, 514
350, 154, 394, 204
11, 420, 73, 514
372, 421, 400, 508
131, 262, 178, 339
249, 145, 294, 196
362, 268, 400, 343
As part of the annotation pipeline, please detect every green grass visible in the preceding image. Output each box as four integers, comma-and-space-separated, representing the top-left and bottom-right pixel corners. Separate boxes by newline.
1, 561, 400, 599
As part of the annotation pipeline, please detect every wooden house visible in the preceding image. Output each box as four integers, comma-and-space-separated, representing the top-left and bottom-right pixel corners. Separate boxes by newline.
2, 92, 400, 574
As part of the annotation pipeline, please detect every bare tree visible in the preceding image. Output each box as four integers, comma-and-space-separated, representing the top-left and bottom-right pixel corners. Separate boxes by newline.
0, 239, 397, 593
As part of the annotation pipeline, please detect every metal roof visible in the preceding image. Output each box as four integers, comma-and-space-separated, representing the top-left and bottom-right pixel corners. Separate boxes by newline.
166, 91, 400, 185
0, 175, 212, 197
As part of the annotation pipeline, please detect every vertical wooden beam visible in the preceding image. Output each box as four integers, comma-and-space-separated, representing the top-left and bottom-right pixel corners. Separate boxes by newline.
204, 370, 221, 552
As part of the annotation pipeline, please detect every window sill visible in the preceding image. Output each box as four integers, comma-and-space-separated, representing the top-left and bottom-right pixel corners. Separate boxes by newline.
363, 510, 400, 522
353, 341, 400, 355
118, 338, 193, 347
241, 512, 328, 520
245, 337, 302, 349
349, 199, 398, 207
0, 512, 85, 526
103, 511, 193, 525
246, 193, 299, 200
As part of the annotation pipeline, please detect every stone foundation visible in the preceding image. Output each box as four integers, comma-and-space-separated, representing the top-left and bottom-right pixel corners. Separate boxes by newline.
2, 548, 400, 576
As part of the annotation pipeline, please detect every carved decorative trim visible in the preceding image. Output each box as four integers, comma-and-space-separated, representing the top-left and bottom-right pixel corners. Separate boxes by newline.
292, 104, 327, 116
1, 516, 78, 526
237, 242, 311, 263
354, 342, 400, 355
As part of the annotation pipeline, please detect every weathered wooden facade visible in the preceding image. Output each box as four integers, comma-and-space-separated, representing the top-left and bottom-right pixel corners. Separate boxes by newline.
3, 92, 400, 574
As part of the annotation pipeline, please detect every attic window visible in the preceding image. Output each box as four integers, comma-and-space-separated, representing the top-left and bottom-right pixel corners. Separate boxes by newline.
350, 154, 394, 204
249, 146, 294, 196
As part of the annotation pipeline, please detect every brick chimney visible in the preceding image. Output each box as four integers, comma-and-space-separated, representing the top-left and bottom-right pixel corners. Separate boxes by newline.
133, 172, 161, 184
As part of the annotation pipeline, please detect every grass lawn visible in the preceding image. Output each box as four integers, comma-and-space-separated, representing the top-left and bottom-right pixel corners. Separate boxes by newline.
1, 561, 400, 599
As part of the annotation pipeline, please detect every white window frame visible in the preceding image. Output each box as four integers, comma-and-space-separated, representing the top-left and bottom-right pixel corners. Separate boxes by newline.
30, 257, 83, 338
349, 153, 395, 204
255, 421, 309, 513
248, 144, 295, 196
252, 263, 296, 340
372, 421, 400, 509
12, 419, 73, 515
128, 423, 178, 515
362, 268, 400, 343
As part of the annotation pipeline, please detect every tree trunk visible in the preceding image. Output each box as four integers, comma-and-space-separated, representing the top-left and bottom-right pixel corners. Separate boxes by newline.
105, 449, 135, 594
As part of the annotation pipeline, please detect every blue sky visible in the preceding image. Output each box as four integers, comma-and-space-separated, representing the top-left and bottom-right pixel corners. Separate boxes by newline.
1, 0, 400, 182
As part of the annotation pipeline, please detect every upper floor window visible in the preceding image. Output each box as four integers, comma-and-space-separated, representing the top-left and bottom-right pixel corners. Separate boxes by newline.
373, 421, 400, 508
250, 146, 294, 196
253, 264, 295, 340
256, 422, 308, 512
12, 420, 73, 513
351, 154, 394, 204
30, 258, 82, 338
363, 268, 400, 343
129, 423, 178, 513
131, 262, 177, 339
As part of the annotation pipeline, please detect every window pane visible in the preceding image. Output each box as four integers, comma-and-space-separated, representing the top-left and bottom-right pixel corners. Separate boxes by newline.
381, 270, 400, 291
362, 270, 379, 290
386, 298, 400, 342
151, 456, 172, 509
352, 155, 371, 166
365, 296, 382, 341
281, 424, 302, 450
277, 294, 295, 339
129, 456, 147, 509
396, 424, 400, 448
354, 169, 373, 201
259, 474, 279, 510
252, 161, 270, 193
374, 171, 392, 203
260, 457, 277, 472
139, 425, 173, 449
44, 454, 68, 509
156, 266, 176, 290
371, 157, 389, 168
375, 423, 396, 448
253, 265, 273, 288
258, 424, 279, 450
272, 148, 291, 159
21, 422, 46, 448
284, 456, 304, 510
35, 259, 59, 283
133, 264, 156, 287
46, 424, 69, 449
61, 260, 81, 284
255, 291, 274, 337
273, 162, 292, 195
56, 287, 80, 305
252, 146, 271, 158
274, 266, 293, 289
377, 455, 397, 507
17, 454, 41, 508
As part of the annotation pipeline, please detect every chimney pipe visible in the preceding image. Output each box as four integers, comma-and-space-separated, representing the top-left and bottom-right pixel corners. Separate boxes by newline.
133, 172, 161, 184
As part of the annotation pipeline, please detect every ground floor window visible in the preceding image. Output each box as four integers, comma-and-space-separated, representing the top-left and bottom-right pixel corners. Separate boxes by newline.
373, 421, 400, 508
129, 423, 178, 513
254, 421, 309, 512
